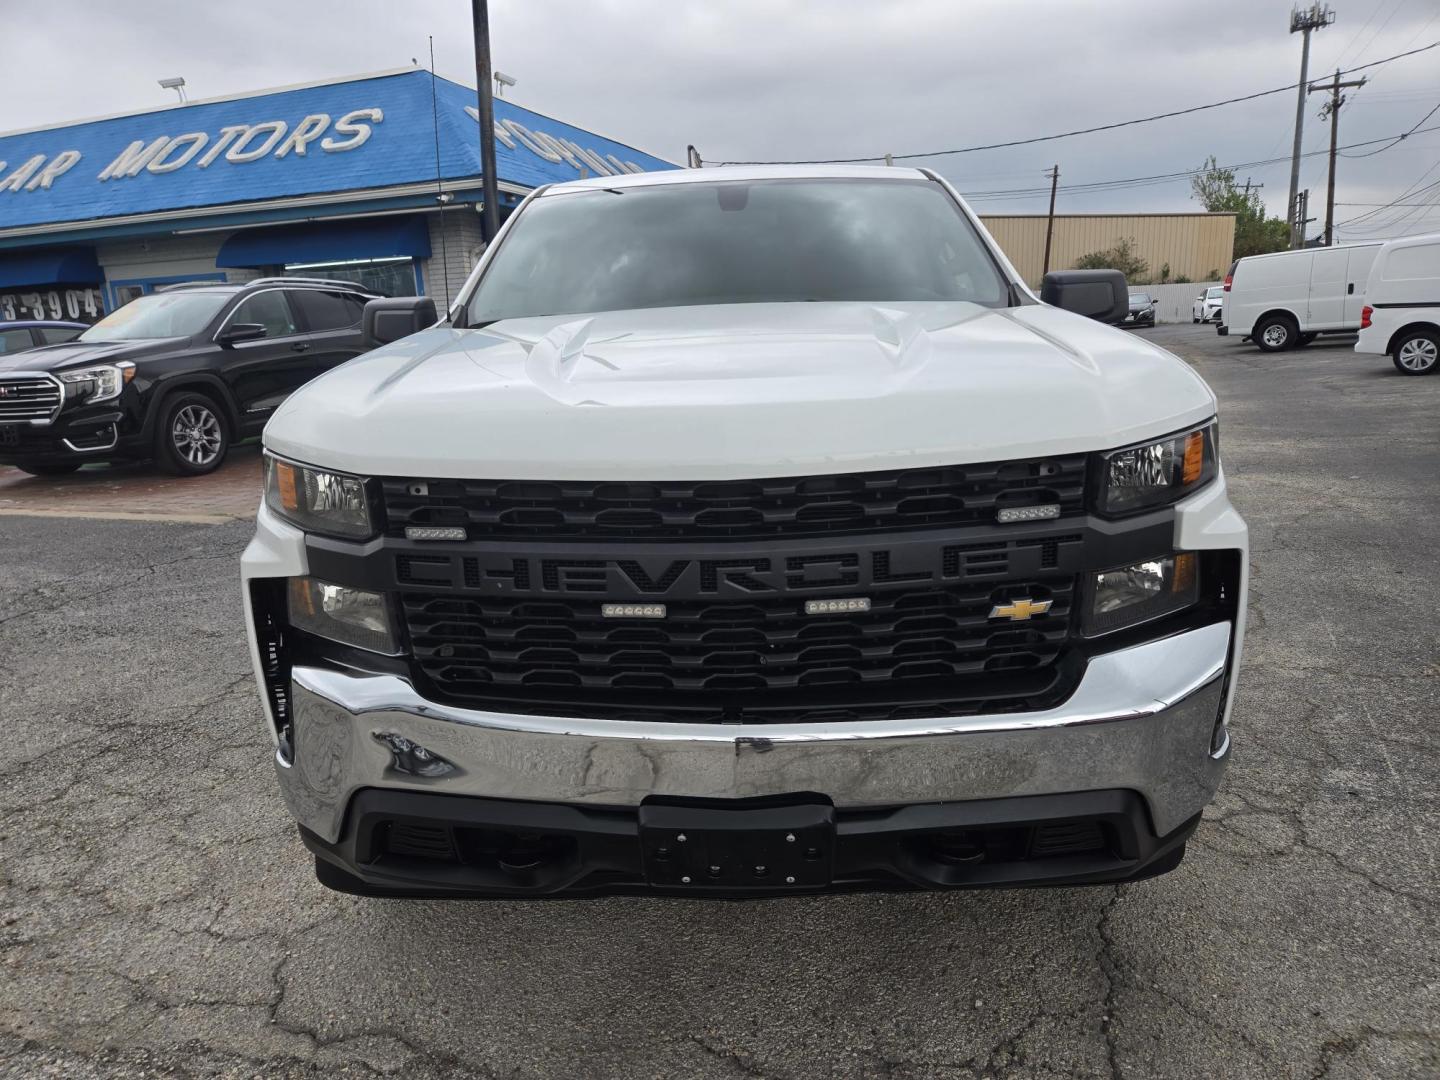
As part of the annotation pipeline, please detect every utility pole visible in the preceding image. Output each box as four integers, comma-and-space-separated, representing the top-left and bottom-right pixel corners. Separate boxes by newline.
1309, 68, 1366, 245
1042, 165, 1060, 276
1286, 4, 1335, 249
471, 0, 500, 244
1294, 189, 1315, 247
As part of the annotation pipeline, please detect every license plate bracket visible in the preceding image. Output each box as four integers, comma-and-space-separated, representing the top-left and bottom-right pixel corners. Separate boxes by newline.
639, 801, 835, 889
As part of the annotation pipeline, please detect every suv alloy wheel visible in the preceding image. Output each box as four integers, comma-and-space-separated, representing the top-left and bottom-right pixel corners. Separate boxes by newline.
154, 391, 230, 475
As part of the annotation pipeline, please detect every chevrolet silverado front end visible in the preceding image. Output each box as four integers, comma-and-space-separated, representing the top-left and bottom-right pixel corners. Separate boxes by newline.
242, 166, 1247, 898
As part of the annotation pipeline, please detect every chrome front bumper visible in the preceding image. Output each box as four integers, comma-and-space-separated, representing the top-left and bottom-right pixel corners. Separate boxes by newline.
279, 621, 1233, 846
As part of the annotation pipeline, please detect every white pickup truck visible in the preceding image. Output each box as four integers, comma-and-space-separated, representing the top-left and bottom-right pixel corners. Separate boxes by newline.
241, 165, 1248, 898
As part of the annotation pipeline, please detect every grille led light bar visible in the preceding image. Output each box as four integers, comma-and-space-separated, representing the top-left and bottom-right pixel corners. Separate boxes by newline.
996, 504, 1061, 524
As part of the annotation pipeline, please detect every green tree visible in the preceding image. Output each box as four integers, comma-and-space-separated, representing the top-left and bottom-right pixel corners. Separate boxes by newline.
1190, 156, 1289, 261
1074, 236, 1149, 282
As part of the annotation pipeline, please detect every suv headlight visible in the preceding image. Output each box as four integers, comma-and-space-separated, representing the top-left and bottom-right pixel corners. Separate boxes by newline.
59, 362, 134, 404
264, 453, 375, 539
1097, 423, 1217, 516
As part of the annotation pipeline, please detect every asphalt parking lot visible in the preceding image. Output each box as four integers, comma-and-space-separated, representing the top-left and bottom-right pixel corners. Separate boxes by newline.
2, 324, 1437, 1079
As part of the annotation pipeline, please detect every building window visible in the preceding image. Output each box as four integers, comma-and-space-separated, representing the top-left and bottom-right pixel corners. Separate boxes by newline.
282, 257, 417, 298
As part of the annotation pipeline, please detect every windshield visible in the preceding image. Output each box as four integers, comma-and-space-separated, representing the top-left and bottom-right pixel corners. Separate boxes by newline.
80, 292, 229, 342
465, 178, 1010, 323
1206, 287, 1223, 298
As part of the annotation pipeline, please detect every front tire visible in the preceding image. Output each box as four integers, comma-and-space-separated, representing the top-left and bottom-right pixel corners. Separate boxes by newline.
13, 462, 81, 477
1254, 314, 1298, 353
1392, 329, 1439, 375
153, 392, 229, 476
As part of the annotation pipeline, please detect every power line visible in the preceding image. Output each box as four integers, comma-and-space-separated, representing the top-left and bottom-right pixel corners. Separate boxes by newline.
1336, 0, 1407, 70
1331, 0, 1397, 69
1333, 172, 1440, 228
713, 39, 1440, 166
1340, 99, 1440, 156
956, 123, 1440, 203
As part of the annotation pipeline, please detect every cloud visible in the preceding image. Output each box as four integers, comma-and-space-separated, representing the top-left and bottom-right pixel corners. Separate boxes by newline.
5, 0, 1437, 236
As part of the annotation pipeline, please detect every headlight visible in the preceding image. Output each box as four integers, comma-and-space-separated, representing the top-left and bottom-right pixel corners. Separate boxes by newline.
264, 453, 375, 539
59, 362, 134, 403
1083, 553, 1198, 636
287, 577, 398, 654
1097, 424, 1216, 515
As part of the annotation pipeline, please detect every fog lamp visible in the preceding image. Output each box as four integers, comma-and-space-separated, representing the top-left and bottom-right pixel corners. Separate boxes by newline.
287, 577, 398, 654
1083, 553, 1198, 637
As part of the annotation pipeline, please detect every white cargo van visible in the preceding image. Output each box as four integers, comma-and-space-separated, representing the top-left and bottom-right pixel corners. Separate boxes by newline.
1354, 232, 1440, 375
1219, 242, 1381, 352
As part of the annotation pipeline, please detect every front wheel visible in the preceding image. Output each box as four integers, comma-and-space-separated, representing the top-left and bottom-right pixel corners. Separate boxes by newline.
153, 392, 229, 476
1393, 329, 1439, 375
1254, 314, 1298, 353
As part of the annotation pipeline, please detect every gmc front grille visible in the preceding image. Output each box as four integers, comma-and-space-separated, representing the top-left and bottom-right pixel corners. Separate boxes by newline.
380, 455, 1088, 542
0, 375, 62, 424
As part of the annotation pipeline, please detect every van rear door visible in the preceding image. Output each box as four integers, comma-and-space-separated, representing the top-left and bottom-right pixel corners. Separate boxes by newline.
1343, 246, 1380, 325
1307, 247, 1348, 329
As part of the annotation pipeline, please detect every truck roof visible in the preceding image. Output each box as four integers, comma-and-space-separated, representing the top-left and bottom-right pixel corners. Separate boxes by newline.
544, 163, 931, 195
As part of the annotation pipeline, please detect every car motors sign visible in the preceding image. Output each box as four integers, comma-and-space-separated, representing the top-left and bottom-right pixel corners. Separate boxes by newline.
0, 69, 673, 235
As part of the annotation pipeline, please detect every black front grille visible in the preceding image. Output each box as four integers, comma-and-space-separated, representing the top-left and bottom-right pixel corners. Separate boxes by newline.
381, 456, 1088, 542
402, 576, 1076, 724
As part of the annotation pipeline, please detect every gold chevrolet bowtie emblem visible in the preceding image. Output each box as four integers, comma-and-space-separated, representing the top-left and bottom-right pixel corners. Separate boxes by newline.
989, 598, 1053, 621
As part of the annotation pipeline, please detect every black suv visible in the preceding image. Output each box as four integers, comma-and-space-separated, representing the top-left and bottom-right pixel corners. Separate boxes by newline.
0, 278, 380, 477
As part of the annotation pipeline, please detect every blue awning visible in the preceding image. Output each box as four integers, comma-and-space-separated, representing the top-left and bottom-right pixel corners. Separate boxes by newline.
0, 246, 101, 288
215, 215, 431, 268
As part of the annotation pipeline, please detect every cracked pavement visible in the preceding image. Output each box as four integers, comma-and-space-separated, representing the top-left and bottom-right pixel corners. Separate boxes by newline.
2, 325, 1437, 1078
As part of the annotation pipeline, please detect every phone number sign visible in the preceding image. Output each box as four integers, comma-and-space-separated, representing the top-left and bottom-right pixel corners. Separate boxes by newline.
0, 286, 105, 324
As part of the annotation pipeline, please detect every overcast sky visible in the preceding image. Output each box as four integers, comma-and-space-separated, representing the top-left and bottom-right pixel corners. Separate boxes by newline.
3, 0, 1437, 241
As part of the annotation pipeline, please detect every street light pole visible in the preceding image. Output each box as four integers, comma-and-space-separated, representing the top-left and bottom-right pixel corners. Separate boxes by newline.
1286, 4, 1334, 249
471, 0, 501, 245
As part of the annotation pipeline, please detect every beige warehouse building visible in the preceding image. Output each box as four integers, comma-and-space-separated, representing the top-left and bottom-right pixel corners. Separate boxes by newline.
976, 212, 1237, 287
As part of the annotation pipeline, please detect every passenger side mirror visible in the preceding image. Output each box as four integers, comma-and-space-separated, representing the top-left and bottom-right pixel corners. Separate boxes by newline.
362, 297, 438, 349
1039, 270, 1129, 325
218, 322, 268, 346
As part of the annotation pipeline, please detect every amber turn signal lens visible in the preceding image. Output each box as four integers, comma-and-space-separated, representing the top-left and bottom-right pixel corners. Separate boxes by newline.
287, 576, 316, 618
275, 461, 299, 512
1181, 431, 1205, 485
1171, 552, 1197, 594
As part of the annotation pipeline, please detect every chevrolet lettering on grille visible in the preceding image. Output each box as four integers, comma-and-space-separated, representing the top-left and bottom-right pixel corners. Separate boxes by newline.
389, 535, 1084, 600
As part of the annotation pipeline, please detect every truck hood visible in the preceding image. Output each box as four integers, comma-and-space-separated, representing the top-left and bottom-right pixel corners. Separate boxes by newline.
265, 302, 1217, 479
0, 338, 160, 374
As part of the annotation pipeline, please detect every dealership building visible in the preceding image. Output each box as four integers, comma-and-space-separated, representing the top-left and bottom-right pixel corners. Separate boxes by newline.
0, 69, 674, 324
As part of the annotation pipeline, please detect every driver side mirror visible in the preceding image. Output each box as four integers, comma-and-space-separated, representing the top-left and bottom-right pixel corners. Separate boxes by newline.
362, 296, 438, 349
218, 322, 268, 346
1039, 270, 1128, 325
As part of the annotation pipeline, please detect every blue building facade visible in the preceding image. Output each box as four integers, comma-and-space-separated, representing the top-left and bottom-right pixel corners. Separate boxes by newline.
0, 69, 674, 321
